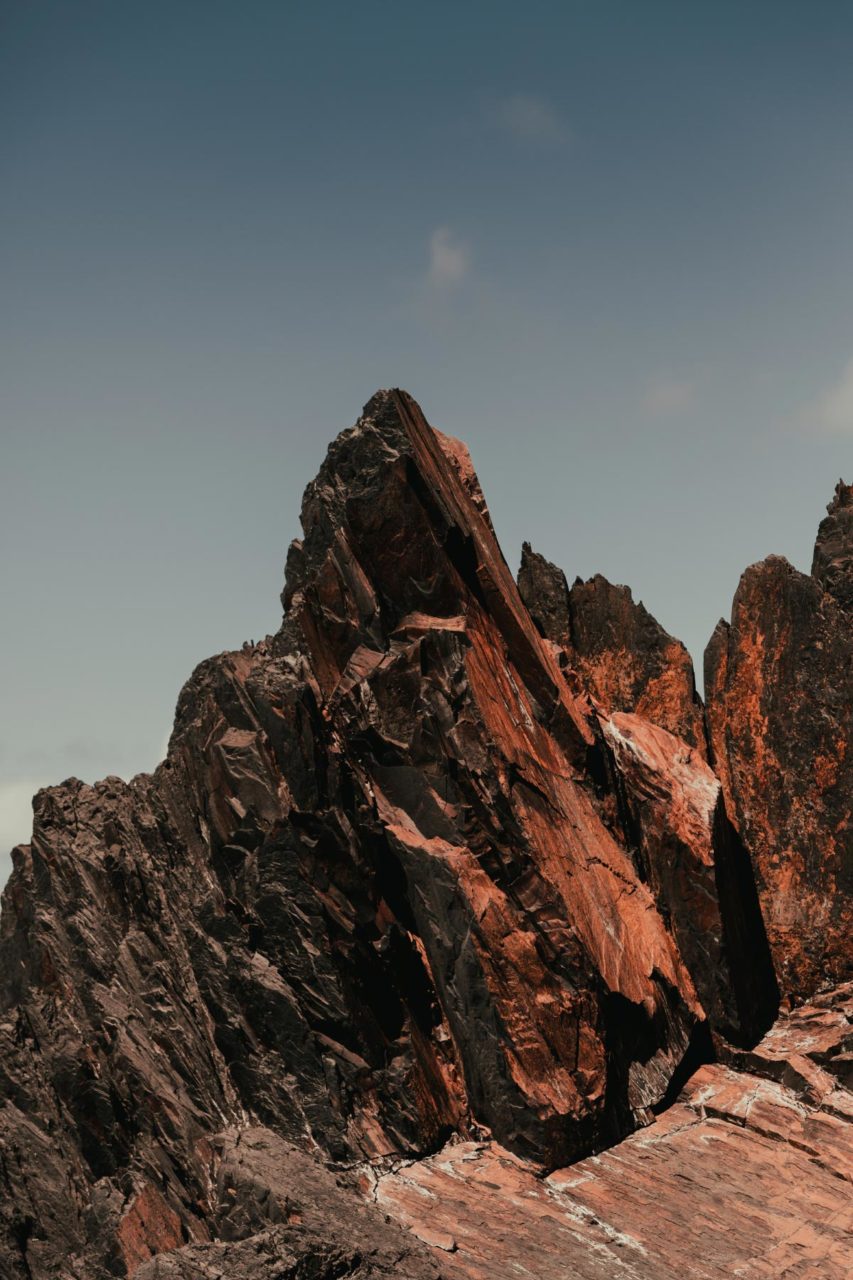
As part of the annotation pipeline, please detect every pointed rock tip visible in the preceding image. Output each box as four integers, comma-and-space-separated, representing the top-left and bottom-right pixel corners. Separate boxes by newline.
827, 478, 853, 514
360, 387, 422, 423
519, 541, 547, 571
704, 617, 730, 663
573, 572, 633, 599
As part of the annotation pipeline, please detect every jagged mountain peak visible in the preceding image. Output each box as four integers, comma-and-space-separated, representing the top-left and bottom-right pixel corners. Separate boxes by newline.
0, 394, 849, 1279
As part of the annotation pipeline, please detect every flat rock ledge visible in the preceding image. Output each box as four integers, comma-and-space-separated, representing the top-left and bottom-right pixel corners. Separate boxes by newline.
374, 987, 853, 1280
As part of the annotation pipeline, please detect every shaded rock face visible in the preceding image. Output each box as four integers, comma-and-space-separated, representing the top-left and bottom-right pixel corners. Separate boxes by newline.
518, 546, 706, 753
812, 479, 853, 611
0, 389, 845, 1279
600, 713, 777, 1047
132, 1130, 442, 1280
704, 484, 852, 1002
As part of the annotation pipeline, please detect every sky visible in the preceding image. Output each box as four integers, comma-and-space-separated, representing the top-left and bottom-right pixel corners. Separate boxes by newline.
3, 1, 853, 885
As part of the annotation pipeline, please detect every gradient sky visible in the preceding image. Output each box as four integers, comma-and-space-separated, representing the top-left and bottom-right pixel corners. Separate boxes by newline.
3, 2, 853, 884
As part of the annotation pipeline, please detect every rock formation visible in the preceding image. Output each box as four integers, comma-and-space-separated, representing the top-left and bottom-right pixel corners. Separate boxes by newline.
376, 985, 853, 1280
812, 479, 853, 610
0, 391, 848, 1279
705, 480, 852, 1001
518, 546, 706, 751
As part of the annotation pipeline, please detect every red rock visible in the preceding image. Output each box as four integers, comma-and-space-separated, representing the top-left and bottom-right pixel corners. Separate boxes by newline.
0, 391, 844, 1278
601, 711, 777, 1047
518, 546, 707, 753
117, 1185, 187, 1278
375, 988, 853, 1280
517, 543, 777, 1046
705, 483, 853, 1001
812, 479, 853, 610
278, 390, 704, 1163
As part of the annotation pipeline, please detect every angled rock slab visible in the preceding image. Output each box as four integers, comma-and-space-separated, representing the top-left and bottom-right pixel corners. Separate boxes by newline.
375, 992, 853, 1280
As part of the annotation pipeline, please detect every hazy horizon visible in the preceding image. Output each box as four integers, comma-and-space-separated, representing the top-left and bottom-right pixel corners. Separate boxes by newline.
4, 2, 853, 884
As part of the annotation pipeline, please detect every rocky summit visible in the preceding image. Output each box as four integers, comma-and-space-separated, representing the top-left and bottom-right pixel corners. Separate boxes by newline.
0, 390, 850, 1280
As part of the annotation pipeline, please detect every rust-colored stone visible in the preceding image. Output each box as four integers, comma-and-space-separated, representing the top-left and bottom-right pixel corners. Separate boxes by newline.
705, 483, 852, 1001
117, 1185, 186, 1278
518, 547, 707, 752
375, 988, 853, 1280
812, 479, 853, 610
601, 711, 777, 1046
0, 392, 845, 1278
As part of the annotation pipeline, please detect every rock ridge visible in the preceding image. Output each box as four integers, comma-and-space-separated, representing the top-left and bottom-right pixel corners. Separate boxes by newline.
0, 392, 848, 1279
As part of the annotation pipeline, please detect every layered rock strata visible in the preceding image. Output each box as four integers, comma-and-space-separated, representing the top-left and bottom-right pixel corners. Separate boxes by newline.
375, 987, 853, 1280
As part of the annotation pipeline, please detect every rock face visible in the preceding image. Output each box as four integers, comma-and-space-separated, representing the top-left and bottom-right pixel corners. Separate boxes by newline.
518, 546, 706, 752
705, 481, 852, 1002
0, 391, 847, 1279
375, 986, 853, 1280
812, 479, 853, 610
600, 712, 777, 1047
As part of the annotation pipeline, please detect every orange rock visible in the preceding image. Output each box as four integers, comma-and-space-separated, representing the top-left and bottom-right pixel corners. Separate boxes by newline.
705, 485, 853, 1000
117, 1184, 185, 1278
518, 547, 707, 753
0, 392, 846, 1278
601, 711, 777, 1046
375, 989, 853, 1280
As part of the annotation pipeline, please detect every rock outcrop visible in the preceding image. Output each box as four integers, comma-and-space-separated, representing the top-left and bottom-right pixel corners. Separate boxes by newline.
0, 391, 847, 1279
375, 985, 853, 1280
600, 712, 777, 1047
518, 546, 706, 752
705, 481, 852, 1001
812, 479, 853, 611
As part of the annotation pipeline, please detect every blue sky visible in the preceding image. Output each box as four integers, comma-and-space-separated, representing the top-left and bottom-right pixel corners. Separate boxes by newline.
3, 2, 853, 880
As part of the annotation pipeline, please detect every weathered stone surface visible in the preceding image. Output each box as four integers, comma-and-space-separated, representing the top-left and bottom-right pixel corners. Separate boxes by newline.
518, 546, 706, 752
705, 482, 852, 1001
812, 479, 853, 611
719, 980, 853, 1119
515, 544, 777, 1045
135, 1128, 441, 1280
0, 392, 709, 1276
0, 391, 846, 1278
517, 542, 573, 650
375, 991, 853, 1279
272, 389, 710, 1163
601, 712, 778, 1047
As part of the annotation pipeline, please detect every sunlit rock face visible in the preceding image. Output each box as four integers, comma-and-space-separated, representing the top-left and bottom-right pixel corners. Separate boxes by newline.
704, 480, 853, 1002
518, 544, 707, 753
0, 391, 846, 1280
374, 986, 853, 1280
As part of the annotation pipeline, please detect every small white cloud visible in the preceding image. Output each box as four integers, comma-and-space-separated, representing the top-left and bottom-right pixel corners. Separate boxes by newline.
643, 377, 695, 416
428, 227, 469, 287
0, 780, 37, 856
807, 356, 853, 434
493, 93, 568, 146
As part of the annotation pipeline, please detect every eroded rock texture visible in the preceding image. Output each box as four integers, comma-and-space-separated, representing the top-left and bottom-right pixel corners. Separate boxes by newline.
518, 546, 706, 752
600, 712, 777, 1047
705, 481, 853, 1001
812, 479, 853, 610
376, 987, 853, 1280
0, 391, 847, 1279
